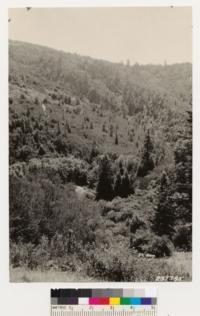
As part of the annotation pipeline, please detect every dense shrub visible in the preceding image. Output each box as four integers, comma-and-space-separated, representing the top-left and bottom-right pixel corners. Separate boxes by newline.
28, 157, 89, 185
148, 235, 173, 258
107, 210, 117, 222
126, 157, 137, 174
10, 175, 62, 243
50, 233, 67, 258
130, 229, 173, 258
86, 244, 135, 281
99, 200, 113, 216
173, 224, 192, 251
87, 163, 99, 189
10, 239, 190, 281
115, 210, 133, 222
10, 235, 84, 272
27, 235, 50, 269
10, 241, 35, 268
137, 177, 150, 190
130, 230, 153, 253
130, 215, 146, 233
9, 172, 100, 246
85, 242, 183, 281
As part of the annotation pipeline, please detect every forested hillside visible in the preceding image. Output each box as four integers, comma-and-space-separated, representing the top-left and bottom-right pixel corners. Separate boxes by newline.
9, 40, 192, 282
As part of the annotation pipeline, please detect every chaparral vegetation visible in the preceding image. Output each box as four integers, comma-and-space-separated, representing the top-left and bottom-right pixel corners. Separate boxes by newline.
9, 41, 192, 282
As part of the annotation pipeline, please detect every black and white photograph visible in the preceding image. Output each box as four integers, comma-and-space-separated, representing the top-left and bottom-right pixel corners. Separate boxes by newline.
9, 6, 192, 282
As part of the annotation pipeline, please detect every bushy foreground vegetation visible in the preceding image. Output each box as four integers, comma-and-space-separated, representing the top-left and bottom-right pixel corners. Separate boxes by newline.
10, 240, 191, 282
9, 41, 192, 281
10, 146, 192, 281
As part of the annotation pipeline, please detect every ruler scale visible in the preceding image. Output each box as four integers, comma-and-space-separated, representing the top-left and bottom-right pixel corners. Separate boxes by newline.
51, 308, 157, 316
51, 289, 157, 316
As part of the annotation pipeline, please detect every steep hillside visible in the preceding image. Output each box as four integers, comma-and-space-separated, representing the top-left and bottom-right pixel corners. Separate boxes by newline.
9, 40, 192, 166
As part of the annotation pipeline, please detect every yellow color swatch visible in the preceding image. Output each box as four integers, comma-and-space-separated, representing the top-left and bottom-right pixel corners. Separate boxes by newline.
109, 297, 120, 305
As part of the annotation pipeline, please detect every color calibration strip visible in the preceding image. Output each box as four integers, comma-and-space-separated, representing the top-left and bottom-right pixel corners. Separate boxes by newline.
51, 289, 157, 315
51, 288, 157, 301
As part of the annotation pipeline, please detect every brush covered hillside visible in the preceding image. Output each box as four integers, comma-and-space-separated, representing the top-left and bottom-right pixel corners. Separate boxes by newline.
9, 40, 192, 282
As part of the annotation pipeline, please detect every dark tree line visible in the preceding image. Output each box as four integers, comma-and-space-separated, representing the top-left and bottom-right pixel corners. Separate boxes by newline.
96, 155, 134, 201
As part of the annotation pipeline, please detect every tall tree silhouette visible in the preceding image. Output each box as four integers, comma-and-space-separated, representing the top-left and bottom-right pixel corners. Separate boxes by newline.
96, 155, 113, 201
115, 132, 119, 145
114, 172, 122, 197
137, 129, 154, 177
121, 171, 133, 198
152, 171, 175, 237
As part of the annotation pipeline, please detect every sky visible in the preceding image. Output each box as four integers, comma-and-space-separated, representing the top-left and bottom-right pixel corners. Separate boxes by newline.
9, 7, 192, 65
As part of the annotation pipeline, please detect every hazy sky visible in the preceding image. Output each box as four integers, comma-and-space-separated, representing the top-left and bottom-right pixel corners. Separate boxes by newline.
9, 7, 192, 65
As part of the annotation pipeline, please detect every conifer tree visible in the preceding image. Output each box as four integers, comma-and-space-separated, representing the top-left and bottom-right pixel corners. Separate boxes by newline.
114, 173, 122, 197
67, 122, 71, 133
114, 170, 134, 198
137, 129, 154, 177
115, 132, 119, 145
119, 160, 124, 175
57, 121, 61, 136
96, 155, 113, 201
121, 171, 133, 198
152, 171, 175, 237
109, 124, 114, 137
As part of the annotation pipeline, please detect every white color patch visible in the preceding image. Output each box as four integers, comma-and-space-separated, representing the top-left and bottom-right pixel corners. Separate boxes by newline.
78, 298, 89, 305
